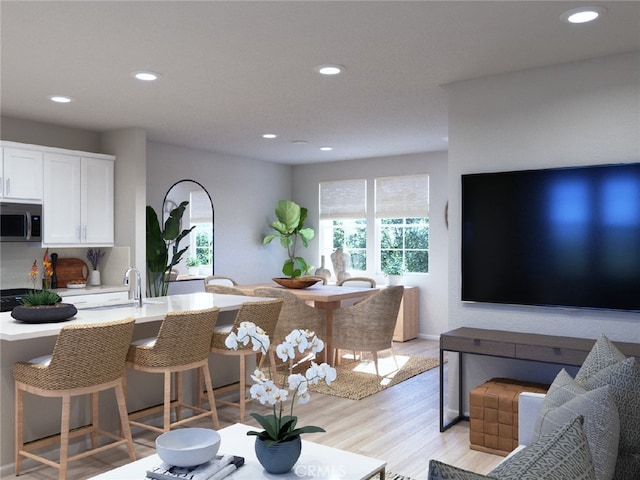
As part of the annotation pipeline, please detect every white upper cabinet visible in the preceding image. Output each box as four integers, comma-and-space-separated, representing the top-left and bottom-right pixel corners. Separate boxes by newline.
1, 146, 44, 202
43, 151, 115, 246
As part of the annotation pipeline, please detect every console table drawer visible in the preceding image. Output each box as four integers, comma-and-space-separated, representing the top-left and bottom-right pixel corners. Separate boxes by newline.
441, 336, 515, 357
516, 344, 588, 366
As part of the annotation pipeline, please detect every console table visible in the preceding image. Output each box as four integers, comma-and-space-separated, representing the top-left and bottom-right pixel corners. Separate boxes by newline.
439, 327, 640, 432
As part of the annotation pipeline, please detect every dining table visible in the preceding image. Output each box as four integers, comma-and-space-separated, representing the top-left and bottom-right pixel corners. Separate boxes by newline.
236, 283, 379, 365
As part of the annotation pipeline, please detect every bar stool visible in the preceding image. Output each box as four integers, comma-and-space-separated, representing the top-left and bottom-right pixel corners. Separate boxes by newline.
201, 299, 282, 421
126, 307, 220, 433
13, 318, 136, 480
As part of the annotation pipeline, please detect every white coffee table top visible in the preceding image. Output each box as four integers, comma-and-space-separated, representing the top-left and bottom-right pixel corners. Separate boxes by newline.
89, 423, 386, 479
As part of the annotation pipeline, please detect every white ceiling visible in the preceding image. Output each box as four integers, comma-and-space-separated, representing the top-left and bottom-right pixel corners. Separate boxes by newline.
2, 1, 639, 165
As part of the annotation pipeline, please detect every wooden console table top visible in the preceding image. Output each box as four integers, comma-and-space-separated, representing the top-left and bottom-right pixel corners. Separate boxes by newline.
440, 327, 640, 365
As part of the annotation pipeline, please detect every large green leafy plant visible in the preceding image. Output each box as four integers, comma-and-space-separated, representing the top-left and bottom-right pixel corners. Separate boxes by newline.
146, 201, 195, 296
263, 200, 315, 278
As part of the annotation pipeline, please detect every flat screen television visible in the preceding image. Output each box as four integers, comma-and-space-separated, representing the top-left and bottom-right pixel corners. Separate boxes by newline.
461, 163, 640, 312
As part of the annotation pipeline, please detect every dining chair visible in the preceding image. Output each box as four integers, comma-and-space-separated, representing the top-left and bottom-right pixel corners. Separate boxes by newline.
126, 307, 220, 433
203, 275, 238, 287
332, 286, 404, 375
203, 298, 283, 421
254, 287, 328, 364
337, 276, 377, 288
204, 284, 247, 296
14, 318, 136, 480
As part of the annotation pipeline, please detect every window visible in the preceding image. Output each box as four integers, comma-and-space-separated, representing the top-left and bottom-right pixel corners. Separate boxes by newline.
319, 179, 367, 273
319, 174, 430, 275
375, 175, 429, 273
189, 190, 213, 267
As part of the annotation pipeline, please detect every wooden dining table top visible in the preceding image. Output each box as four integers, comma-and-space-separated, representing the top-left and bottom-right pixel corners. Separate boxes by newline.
236, 283, 378, 304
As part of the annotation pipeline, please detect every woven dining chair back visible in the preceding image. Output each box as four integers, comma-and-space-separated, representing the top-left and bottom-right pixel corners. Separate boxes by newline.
126, 307, 220, 433
204, 275, 238, 286
205, 284, 247, 296
13, 318, 136, 479
253, 287, 327, 346
337, 276, 377, 288
332, 286, 404, 375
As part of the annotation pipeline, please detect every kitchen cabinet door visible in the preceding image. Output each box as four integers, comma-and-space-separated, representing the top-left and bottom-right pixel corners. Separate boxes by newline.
81, 157, 114, 245
1, 147, 43, 202
43, 152, 82, 244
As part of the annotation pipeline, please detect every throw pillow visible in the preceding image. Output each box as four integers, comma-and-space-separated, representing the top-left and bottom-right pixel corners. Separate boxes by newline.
575, 334, 626, 384
579, 357, 640, 456
614, 452, 640, 480
533, 369, 619, 480
489, 416, 595, 480
428, 460, 497, 480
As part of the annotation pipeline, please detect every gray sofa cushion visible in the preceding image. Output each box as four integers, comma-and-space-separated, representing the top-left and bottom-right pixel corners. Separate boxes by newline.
490, 416, 595, 480
428, 460, 497, 480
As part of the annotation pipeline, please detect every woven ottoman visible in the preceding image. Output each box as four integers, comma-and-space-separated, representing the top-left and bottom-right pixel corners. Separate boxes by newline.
469, 378, 549, 456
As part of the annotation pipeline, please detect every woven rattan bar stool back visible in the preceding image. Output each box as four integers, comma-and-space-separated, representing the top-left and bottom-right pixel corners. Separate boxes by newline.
202, 298, 283, 421
13, 317, 136, 480
126, 307, 220, 434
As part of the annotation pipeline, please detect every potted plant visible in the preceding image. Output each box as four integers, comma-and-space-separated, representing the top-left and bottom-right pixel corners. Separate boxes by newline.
86, 248, 105, 286
225, 323, 336, 473
263, 200, 315, 280
11, 255, 77, 323
186, 256, 201, 275
146, 201, 195, 297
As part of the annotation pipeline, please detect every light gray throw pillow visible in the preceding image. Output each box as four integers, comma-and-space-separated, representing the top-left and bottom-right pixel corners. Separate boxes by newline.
533, 369, 619, 480
490, 416, 595, 480
575, 334, 626, 384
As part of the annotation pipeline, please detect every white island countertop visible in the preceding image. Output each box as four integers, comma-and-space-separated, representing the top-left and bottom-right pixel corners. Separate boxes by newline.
0, 292, 267, 342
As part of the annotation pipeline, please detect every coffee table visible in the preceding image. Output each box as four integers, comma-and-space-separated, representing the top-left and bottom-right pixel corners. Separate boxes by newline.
89, 423, 386, 479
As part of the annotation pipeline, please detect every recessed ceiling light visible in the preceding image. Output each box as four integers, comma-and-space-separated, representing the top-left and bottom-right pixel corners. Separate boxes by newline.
262, 133, 278, 139
48, 95, 72, 103
320, 146, 333, 151
314, 65, 345, 76
133, 71, 161, 81
560, 6, 605, 24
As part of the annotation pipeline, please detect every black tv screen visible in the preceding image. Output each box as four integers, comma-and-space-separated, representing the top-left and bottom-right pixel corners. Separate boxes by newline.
461, 163, 640, 312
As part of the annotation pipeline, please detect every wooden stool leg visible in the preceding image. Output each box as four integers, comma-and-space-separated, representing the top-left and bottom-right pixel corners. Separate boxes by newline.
175, 371, 183, 423
239, 354, 246, 422
115, 381, 136, 461
59, 394, 72, 480
163, 371, 172, 432
91, 392, 99, 449
201, 364, 220, 429
14, 385, 24, 476
372, 351, 380, 376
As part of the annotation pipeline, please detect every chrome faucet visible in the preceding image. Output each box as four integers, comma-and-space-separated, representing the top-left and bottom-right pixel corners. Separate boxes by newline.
123, 267, 143, 307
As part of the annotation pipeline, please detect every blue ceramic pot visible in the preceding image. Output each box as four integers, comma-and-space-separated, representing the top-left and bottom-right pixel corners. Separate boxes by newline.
255, 435, 302, 474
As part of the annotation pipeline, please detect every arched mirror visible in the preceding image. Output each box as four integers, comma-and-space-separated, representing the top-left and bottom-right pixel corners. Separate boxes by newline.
162, 180, 214, 277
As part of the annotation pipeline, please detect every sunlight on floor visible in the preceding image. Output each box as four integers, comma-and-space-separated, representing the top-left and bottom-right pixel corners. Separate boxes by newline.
348, 354, 410, 385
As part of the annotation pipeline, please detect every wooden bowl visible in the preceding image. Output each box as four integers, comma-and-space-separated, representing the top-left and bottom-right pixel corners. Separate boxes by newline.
272, 277, 321, 289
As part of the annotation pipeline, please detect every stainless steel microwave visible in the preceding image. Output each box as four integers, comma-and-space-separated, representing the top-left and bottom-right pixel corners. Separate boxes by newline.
0, 202, 42, 242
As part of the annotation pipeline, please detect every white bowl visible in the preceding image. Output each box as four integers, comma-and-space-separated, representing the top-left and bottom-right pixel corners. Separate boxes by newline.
155, 428, 221, 467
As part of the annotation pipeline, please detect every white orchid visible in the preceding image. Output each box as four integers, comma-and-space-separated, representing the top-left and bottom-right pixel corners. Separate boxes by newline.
225, 322, 337, 446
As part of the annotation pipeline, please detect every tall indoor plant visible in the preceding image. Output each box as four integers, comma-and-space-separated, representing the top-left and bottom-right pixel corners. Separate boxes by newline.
263, 200, 315, 278
146, 201, 194, 296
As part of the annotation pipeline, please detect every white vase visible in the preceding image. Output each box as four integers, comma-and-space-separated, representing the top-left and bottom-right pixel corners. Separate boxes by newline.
387, 274, 401, 286
88, 269, 101, 286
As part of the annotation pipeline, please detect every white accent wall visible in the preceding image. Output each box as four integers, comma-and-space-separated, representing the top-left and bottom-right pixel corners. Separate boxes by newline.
445, 51, 640, 412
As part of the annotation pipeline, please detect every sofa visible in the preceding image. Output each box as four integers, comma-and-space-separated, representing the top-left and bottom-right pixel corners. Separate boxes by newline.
429, 334, 640, 480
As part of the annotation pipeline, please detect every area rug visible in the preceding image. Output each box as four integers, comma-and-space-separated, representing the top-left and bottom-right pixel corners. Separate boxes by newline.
384, 472, 416, 480
306, 353, 440, 400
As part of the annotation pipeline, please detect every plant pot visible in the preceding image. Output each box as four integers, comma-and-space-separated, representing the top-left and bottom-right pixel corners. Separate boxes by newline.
88, 269, 101, 286
255, 435, 302, 474
387, 274, 402, 286
11, 303, 77, 324
188, 266, 200, 275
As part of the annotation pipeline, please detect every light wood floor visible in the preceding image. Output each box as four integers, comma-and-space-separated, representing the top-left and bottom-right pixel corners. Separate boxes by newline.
9, 338, 503, 480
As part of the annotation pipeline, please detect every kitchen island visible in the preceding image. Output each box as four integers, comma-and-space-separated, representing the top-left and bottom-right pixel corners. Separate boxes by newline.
0, 292, 269, 474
